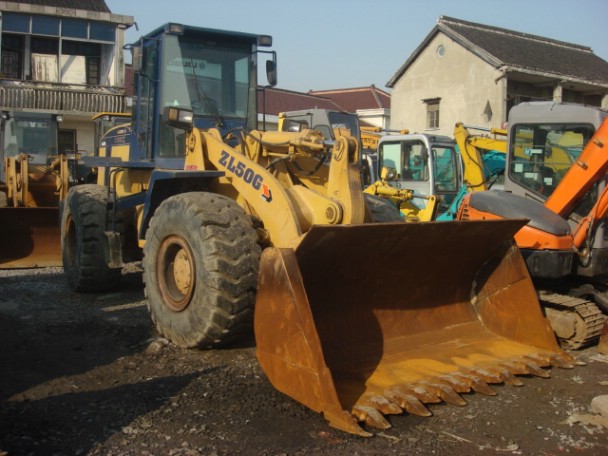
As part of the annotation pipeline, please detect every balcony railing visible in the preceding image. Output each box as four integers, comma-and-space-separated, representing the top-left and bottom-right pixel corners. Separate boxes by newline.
0, 80, 127, 114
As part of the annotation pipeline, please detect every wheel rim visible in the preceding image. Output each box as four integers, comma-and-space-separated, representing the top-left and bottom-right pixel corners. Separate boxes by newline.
156, 235, 196, 312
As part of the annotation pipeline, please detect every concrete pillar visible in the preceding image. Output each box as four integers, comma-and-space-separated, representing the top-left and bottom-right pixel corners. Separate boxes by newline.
553, 84, 563, 103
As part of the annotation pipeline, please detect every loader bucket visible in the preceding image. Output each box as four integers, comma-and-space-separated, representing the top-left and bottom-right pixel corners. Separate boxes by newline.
255, 219, 576, 436
0, 207, 62, 268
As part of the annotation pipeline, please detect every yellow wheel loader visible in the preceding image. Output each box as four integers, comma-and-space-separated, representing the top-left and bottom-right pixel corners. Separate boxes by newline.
0, 112, 69, 268
61, 23, 575, 436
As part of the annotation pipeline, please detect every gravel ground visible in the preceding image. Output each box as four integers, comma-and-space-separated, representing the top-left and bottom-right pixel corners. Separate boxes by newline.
1, 266, 607, 455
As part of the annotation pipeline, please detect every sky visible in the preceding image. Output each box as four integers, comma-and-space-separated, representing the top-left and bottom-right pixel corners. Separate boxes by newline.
105, 0, 608, 93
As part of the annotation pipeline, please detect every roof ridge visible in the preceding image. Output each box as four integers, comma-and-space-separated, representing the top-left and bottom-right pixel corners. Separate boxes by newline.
369, 85, 382, 107
266, 87, 332, 100
5, 0, 112, 13
309, 86, 385, 95
439, 15, 593, 53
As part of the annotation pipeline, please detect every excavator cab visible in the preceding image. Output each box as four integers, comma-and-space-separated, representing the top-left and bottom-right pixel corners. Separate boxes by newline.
377, 133, 462, 216
505, 102, 608, 278
505, 102, 603, 214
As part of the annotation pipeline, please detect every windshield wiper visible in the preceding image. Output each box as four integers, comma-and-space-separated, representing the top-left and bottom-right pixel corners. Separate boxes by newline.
189, 56, 224, 128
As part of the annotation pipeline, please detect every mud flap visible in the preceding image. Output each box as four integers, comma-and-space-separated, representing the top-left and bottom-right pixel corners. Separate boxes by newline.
255, 220, 576, 436
0, 207, 61, 268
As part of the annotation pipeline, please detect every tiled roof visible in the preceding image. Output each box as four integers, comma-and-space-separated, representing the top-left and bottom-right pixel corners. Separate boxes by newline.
4, 0, 111, 12
308, 86, 391, 112
258, 87, 341, 115
387, 16, 608, 87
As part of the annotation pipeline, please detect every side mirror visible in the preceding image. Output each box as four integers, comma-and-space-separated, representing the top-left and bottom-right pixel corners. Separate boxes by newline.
266, 59, 277, 87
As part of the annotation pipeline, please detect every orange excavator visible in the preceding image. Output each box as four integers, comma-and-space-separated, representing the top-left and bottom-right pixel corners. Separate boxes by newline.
458, 104, 608, 348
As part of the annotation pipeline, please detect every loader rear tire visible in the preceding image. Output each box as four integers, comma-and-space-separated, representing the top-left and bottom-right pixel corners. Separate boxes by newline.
61, 184, 122, 292
364, 193, 404, 222
143, 192, 260, 348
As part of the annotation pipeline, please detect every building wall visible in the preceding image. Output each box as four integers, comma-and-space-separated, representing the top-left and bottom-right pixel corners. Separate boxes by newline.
390, 33, 506, 136
0, 5, 133, 160
60, 116, 95, 155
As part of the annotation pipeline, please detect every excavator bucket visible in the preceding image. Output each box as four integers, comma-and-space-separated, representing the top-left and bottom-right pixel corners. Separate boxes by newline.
0, 207, 62, 268
255, 219, 576, 437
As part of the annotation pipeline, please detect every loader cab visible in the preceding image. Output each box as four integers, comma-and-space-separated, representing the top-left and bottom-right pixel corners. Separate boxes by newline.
127, 23, 275, 168
278, 109, 369, 183
279, 109, 361, 144
378, 134, 461, 215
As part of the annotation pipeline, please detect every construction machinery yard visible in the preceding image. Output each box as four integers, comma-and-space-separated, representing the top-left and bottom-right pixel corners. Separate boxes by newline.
1, 19, 608, 454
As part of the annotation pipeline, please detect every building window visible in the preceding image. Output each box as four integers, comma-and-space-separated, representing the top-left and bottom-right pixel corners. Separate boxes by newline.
424, 98, 440, 129
62, 41, 102, 85
58, 129, 77, 154
1, 34, 24, 79
90, 22, 115, 42
31, 37, 59, 55
0, 12, 115, 85
2, 13, 116, 43
2, 13, 30, 33
32, 15, 60, 36
62, 19, 88, 39
87, 57, 100, 85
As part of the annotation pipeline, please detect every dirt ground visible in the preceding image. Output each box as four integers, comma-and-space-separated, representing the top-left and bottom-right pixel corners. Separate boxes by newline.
1, 265, 607, 456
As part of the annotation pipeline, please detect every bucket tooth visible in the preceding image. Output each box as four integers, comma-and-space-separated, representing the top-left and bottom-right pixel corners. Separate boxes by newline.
491, 367, 524, 387
522, 360, 551, 378
438, 375, 472, 394
424, 383, 467, 406
384, 388, 433, 417
452, 374, 497, 396
503, 358, 549, 378
325, 410, 372, 437
352, 405, 392, 430
548, 353, 576, 369
358, 394, 403, 415
499, 360, 531, 376
410, 385, 444, 404
466, 368, 503, 384
523, 353, 552, 367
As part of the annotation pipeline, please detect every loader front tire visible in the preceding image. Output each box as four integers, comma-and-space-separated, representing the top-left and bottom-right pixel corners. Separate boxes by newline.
143, 192, 260, 348
62, 184, 122, 292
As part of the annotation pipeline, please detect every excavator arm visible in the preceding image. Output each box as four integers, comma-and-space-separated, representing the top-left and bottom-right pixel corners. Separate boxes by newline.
454, 122, 506, 192
545, 117, 608, 217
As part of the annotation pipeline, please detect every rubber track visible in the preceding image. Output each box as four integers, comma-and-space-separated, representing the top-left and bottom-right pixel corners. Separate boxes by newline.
539, 291, 606, 349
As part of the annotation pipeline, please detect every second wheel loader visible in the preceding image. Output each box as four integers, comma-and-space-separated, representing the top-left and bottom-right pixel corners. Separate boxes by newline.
62, 23, 575, 436
0, 112, 69, 268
